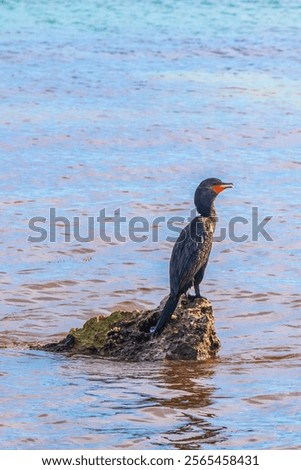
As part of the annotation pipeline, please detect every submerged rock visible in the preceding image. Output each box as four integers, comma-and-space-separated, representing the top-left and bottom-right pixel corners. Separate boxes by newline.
38, 297, 220, 361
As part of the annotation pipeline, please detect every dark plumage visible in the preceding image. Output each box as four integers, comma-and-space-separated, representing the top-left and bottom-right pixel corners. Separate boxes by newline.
152, 178, 233, 335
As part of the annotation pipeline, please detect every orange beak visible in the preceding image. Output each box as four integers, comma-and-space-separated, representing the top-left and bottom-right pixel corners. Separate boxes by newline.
212, 182, 234, 194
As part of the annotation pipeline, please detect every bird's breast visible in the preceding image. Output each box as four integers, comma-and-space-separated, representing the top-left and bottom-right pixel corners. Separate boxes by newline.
198, 216, 216, 235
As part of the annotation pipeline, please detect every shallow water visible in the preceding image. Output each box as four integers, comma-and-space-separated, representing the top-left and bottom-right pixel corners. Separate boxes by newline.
0, 0, 301, 449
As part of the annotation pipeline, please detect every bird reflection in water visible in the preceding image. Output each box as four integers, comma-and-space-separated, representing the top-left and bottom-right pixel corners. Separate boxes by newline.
148, 361, 227, 449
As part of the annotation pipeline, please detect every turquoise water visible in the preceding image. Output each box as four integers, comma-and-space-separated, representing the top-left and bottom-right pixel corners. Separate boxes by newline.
0, 0, 301, 449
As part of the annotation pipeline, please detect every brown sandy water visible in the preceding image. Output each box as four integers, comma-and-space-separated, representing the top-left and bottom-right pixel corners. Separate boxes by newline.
0, 0, 301, 450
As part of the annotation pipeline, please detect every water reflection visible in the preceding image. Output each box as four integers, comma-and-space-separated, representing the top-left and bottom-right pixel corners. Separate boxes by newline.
150, 361, 225, 449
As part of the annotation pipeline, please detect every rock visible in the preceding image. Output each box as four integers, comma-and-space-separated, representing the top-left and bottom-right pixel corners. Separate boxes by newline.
37, 296, 221, 361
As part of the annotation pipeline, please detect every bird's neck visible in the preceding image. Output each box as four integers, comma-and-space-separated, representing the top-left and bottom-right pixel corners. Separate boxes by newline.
196, 201, 216, 219
196, 203, 217, 232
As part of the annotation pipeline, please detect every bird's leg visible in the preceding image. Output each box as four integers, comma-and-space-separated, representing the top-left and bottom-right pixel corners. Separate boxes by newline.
194, 282, 201, 298
194, 282, 205, 299
193, 262, 208, 299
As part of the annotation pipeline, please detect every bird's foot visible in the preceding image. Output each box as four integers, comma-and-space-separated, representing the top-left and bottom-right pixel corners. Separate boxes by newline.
186, 294, 197, 300
184, 294, 207, 305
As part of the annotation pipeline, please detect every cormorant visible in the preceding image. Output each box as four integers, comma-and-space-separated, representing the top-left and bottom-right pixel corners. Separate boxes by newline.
152, 177, 233, 335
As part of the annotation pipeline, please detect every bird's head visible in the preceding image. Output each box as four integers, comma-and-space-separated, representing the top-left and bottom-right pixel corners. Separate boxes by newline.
194, 178, 233, 216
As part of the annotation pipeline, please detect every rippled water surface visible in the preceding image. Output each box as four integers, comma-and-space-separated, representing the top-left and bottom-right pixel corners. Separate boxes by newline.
0, 0, 301, 449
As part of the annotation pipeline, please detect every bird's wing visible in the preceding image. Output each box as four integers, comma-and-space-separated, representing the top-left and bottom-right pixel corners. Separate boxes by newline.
169, 217, 213, 295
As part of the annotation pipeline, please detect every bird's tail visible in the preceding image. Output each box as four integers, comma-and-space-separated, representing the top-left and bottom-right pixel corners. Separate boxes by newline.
152, 294, 180, 336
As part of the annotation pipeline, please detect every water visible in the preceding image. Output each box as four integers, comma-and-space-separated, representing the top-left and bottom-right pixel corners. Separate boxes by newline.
0, 0, 300, 449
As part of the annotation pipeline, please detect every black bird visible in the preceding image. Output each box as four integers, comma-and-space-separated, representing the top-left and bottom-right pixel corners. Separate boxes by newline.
152, 178, 233, 335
